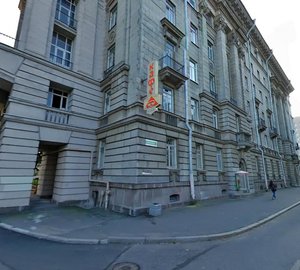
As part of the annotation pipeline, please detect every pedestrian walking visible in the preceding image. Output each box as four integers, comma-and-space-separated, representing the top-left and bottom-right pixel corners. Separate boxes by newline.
269, 180, 277, 200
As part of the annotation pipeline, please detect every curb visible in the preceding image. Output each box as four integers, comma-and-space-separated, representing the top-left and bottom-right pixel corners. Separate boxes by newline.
1, 200, 300, 245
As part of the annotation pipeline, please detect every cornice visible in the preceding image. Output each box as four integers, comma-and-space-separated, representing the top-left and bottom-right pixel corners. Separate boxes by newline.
210, 0, 294, 95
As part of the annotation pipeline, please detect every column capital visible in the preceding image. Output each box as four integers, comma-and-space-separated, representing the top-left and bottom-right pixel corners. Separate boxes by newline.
198, 0, 210, 15
214, 14, 227, 32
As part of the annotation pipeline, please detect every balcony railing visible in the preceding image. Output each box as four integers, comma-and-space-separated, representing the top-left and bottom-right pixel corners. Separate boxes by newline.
160, 55, 184, 74
45, 108, 69, 125
158, 55, 188, 89
258, 118, 267, 132
236, 132, 252, 150
50, 54, 72, 69
269, 127, 279, 138
165, 113, 177, 127
55, 9, 77, 30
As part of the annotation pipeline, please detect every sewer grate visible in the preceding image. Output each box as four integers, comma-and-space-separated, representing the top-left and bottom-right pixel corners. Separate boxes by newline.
112, 262, 140, 270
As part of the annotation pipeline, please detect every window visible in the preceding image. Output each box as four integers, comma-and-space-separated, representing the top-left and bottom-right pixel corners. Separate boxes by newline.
257, 70, 260, 80
165, 41, 175, 57
166, 138, 177, 168
216, 148, 223, 171
191, 98, 199, 121
236, 115, 241, 132
255, 156, 260, 173
250, 63, 253, 73
265, 96, 269, 108
163, 87, 174, 112
209, 73, 216, 93
109, 5, 117, 30
244, 76, 248, 91
264, 135, 268, 148
166, 0, 175, 24
55, 0, 76, 29
188, 0, 196, 8
196, 144, 204, 170
208, 41, 214, 61
50, 32, 72, 68
104, 90, 111, 114
107, 45, 115, 69
212, 109, 218, 129
190, 23, 198, 44
47, 88, 69, 110
246, 101, 251, 115
97, 140, 106, 169
189, 59, 198, 82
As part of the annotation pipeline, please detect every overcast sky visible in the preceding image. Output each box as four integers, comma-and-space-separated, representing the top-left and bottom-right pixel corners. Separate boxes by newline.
0, 0, 299, 117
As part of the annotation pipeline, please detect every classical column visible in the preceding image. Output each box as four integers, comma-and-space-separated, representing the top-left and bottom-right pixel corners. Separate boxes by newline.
214, 14, 230, 101
227, 31, 243, 106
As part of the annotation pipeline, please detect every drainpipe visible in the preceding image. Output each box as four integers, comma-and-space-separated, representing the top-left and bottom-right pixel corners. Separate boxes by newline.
246, 20, 268, 190
266, 51, 287, 187
183, 0, 195, 200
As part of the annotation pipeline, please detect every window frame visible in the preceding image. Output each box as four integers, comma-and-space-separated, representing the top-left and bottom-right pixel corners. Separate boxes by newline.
108, 5, 117, 30
196, 143, 204, 170
166, 0, 176, 24
104, 90, 111, 114
189, 58, 198, 82
212, 109, 218, 129
209, 73, 216, 93
162, 87, 174, 113
47, 87, 69, 110
207, 41, 214, 61
107, 45, 115, 69
190, 23, 198, 45
55, 0, 76, 29
166, 138, 177, 168
216, 148, 223, 172
50, 32, 72, 68
97, 140, 106, 169
191, 98, 200, 121
188, 0, 196, 8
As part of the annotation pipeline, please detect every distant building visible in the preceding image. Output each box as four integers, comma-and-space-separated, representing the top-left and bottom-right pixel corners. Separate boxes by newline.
294, 116, 300, 150
0, 0, 299, 215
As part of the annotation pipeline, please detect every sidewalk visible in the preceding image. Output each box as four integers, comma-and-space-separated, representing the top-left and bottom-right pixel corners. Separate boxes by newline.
1, 187, 300, 244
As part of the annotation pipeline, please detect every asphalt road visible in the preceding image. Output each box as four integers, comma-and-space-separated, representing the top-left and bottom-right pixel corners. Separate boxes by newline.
1, 205, 300, 270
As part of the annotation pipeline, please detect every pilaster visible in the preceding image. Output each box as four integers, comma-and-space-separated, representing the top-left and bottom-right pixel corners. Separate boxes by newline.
214, 14, 230, 101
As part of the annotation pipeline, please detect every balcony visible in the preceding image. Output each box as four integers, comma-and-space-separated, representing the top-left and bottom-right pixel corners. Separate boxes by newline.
55, 9, 77, 30
159, 55, 188, 89
236, 131, 252, 150
269, 127, 279, 138
160, 17, 184, 47
45, 108, 69, 125
165, 113, 178, 127
291, 154, 299, 164
258, 118, 267, 132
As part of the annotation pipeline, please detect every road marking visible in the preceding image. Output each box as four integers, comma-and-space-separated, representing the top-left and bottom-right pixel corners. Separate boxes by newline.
291, 260, 300, 270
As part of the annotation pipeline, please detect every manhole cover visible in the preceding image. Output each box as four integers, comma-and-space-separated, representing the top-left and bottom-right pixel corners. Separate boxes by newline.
112, 262, 140, 270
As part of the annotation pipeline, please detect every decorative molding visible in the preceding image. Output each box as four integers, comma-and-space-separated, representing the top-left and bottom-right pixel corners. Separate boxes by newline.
214, 14, 227, 32
198, 0, 210, 15
108, 30, 116, 45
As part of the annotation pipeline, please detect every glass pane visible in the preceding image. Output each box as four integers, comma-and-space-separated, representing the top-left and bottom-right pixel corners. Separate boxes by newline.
52, 95, 61, 108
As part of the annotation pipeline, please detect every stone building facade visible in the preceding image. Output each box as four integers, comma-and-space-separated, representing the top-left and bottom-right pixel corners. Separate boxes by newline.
0, 0, 299, 215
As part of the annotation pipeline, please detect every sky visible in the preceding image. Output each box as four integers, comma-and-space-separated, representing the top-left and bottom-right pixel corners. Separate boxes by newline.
0, 0, 299, 117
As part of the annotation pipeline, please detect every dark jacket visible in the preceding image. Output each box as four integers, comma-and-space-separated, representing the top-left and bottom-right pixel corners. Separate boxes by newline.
269, 181, 277, 192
